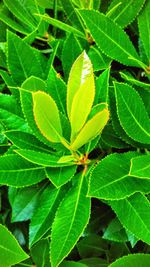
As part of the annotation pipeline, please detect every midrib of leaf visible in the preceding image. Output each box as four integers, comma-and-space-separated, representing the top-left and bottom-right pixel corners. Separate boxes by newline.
83, 14, 139, 63
54, 171, 85, 264
124, 197, 150, 235
130, 161, 150, 176
113, 0, 133, 23
0, 244, 22, 256
116, 88, 150, 137
0, 167, 44, 173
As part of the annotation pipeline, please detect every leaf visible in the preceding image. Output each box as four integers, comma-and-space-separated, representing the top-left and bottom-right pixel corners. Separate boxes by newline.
46, 67, 67, 114
80, 257, 108, 267
120, 71, 150, 89
50, 172, 91, 267
78, 10, 143, 68
38, 14, 85, 38
46, 165, 77, 187
29, 184, 68, 247
0, 154, 45, 187
60, 261, 87, 267
67, 51, 95, 140
5, 130, 51, 153
62, 33, 82, 80
33, 91, 62, 143
94, 68, 110, 104
31, 239, 51, 267
15, 149, 75, 167
107, 0, 145, 28
88, 152, 150, 200
109, 193, 150, 245
103, 218, 128, 243
71, 108, 109, 150
7, 31, 45, 84
108, 254, 150, 267
114, 82, 150, 144
0, 224, 29, 266
60, 0, 84, 32
88, 45, 111, 72
138, 0, 150, 60
9, 184, 45, 222
129, 154, 150, 179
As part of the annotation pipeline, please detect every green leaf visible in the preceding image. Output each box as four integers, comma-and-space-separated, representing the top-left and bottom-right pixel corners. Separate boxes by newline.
0, 154, 45, 187
7, 31, 45, 84
62, 33, 82, 80
109, 193, 150, 245
107, 0, 145, 28
50, 172, 91, 267
5, 130, 51, 153
129, 154, 150, 179
46, 165, 77, 187
88, 152, 150, 200
60, 0, 84, 32
31, 239, 51, 267
78, 10, 143, 68
67, 51, 95, 140
15, 149, 75, 167
94, 68, 110, 104
80, 257, 108, 267
9, 184, 45, 222
33, 91, 63, 143
46, 67, 67, 114
103, 218, 128, 243
60, 261, 87, 267
0, 224, 29, 265
71, 108, 109, 150
88, 46, 111, 72
108, 254, 150, 267
138, 0, 150, 60
120, 71, 150, 89
29, 184, 68, 247
114, 82, 150, 144
38, 14, 85, 38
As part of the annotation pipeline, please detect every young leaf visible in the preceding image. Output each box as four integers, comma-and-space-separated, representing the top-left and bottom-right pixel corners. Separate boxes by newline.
67, 51, 95, 140
129, 154, 150, 179
0, 154, 45, 187
114, 82, 150, 144
29, 184, 68, 247
46, 165, 77, 187
50, 172, 91, 267
33, 91, 63, 143
71, 108, 109, 150
88, 152, 150, 200
109, 193, 150, 245
107, 0, 145, 28
0, 224, 29, 266
138, 0, 150, 60
78, 10, 143, 68
62, 33, 82, 79
109, 254, 150, 267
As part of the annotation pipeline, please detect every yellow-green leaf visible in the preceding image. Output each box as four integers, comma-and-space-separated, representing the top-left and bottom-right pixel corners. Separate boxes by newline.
67, 51, 95, 140
71, 108, 109, 150
33, 91, 62, 143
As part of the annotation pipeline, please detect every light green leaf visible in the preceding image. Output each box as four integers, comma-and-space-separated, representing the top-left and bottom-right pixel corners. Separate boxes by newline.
38, 14, 85, 38
114, 82, 150, 144
78, 10, 144, 68
67, 51, 95, 140
0, 154, 45, 187
138, 0, 150, 60
50, 172, 91, 267
71, 108, 109, 150
129, 154, 150, 179
0, 224, 29, 266
29, 184, 68, 247
15, 149, 75, 167
33, 91, 62, 143
46, 165, 77, 187
107, 0, 145, 28
109, 193, 150, 245
88, 152, 150, 200
62, 33, 82, 80
109, 254, 150, 267
7, 31, 45, 84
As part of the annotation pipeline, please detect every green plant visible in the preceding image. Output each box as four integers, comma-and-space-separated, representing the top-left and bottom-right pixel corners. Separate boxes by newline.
0, 0, 150, 266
